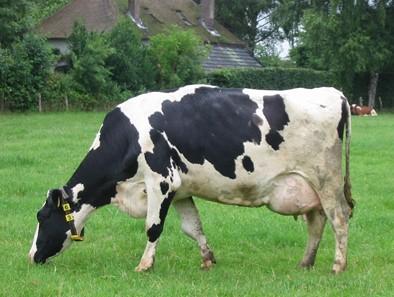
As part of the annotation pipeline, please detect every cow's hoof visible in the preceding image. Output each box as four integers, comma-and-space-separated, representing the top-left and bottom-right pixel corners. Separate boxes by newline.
331, 264, 346, 275
298, 261, 314, 270
201, 259, 214, 270
135, 259, 154, 272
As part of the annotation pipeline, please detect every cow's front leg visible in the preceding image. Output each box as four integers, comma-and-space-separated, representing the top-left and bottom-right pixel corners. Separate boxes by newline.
135, 180, 176, 272
173, 197, 215, 269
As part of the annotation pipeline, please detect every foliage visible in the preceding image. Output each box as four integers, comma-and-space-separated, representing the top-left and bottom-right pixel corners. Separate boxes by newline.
70, 34, 113, 96
255, 45, 295, 67
67, 22, 127, 108
216, 0, 272, 50
207, 67, 336, 90
149, 26, 208, 89
68, 21, 90, 59
106, 17, 155, 93
294, 0, 394, 104
0, 0, 30, 47
0, 34, 54, 111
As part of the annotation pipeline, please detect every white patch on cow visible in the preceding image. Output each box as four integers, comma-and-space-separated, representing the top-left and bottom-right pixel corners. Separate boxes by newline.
74, 203, 96, 230
111, 179, 147, 218
28, 224, 39, 263
370, 109, 377, 116
71, 183, 84, 202
89, 125, 103, 151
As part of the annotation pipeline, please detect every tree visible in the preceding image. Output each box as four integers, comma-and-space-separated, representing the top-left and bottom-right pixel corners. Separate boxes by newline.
216, 0, 283, 51
71, 34, 114, 96
149, 26, 208, 89
0, 34, 54, 111
106, 17, 155, 93
295, 0, 394, 106
0, 0, 30, 47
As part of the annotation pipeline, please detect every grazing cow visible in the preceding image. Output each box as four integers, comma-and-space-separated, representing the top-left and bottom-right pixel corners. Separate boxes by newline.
351, 104, 378, 116
29, 85, 354, 274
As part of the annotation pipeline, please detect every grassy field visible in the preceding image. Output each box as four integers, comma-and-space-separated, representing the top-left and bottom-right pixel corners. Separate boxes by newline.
0, 112, 393, 297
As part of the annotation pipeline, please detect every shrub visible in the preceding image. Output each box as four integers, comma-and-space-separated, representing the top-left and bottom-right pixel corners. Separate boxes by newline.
106, 17, 155, 93
149, 26, 208, 89
0, 34, 53, 111
207, 67, 337, 90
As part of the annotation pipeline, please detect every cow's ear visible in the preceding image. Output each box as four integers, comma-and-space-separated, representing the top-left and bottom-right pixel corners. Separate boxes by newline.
47, 189, 62, 208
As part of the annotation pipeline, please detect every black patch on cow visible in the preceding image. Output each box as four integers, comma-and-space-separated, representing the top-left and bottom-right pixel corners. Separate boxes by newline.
160, 181, 169, 195
170, 148, 188, 174
145, 129, 173, 177
147, 191, 175, 242
263, 95, 290, 151
148, 87, 261, 179
251, 113, 263, 126
242, 155, 254, 173
65, 107, 141, 208
337, 97, 348, 141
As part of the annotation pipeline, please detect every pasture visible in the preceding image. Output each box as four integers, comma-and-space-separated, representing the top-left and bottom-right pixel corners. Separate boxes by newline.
0, 112, 393, 297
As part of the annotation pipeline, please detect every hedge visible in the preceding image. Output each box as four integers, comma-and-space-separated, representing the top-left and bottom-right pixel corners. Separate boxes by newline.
206, 67, 337, 90
207, 67, 394, 108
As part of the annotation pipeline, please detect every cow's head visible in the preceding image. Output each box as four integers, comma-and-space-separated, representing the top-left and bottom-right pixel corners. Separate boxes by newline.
28, 189, 83, 264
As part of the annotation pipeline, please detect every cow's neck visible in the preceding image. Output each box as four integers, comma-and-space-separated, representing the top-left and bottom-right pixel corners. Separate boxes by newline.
62, 106, 142, 224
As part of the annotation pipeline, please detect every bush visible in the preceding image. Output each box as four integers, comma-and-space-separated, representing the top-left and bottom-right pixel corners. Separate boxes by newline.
0, 34, 53, 111
207, 67, 337, 90
106, 17, 155, 93
149, 26, 208, 89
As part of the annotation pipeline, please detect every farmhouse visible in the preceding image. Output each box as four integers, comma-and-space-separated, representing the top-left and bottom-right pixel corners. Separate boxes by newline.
37, 0, 262, 72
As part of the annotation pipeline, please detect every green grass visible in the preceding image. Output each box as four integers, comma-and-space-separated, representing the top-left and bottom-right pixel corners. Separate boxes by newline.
0, 112, 393, 297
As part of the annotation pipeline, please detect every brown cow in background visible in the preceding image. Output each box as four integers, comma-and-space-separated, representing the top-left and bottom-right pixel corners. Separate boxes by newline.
351, 104, 378, 116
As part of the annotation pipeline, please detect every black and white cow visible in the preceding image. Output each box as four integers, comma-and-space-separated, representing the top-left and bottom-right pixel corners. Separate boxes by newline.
29, 85, 354, 273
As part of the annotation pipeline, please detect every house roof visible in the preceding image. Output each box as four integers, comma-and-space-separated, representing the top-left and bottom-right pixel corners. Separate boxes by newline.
37, 0, 119, 38
37, 0, 261, 71
38, 0, 243, 45
115, 0, 243, 45
203, 45, 262, 72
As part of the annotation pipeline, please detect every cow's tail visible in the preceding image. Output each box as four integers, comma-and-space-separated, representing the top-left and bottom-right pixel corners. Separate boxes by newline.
344, 99, 355, 216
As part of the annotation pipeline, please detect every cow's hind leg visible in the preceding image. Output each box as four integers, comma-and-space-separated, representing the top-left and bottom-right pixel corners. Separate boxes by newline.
173, 197, 215, 269
320, 187, 351, 274
135, 177, 176, 272
299, 209, 326, 269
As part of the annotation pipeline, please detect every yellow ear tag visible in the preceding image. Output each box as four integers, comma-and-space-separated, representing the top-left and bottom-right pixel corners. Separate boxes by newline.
62, 203, 71, 211
65, 214, 74, 222
71, 235, 84, 241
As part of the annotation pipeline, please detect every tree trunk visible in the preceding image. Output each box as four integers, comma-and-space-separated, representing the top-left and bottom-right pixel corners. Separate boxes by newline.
368, 72, 379, 108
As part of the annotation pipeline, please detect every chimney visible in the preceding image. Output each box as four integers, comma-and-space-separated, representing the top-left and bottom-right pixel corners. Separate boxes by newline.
128, 0, 140, 22
128, 0, 146, 29
200, 0, 219, 36
201, 0, 215, 29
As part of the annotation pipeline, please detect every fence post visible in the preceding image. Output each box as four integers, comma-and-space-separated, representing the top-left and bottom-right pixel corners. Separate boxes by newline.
65, 95, 69, 111
0, 92, 4, 112
38, 93, 42, 112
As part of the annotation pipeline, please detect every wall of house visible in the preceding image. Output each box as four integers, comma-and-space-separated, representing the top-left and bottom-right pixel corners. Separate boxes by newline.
49, 39, 70, 55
